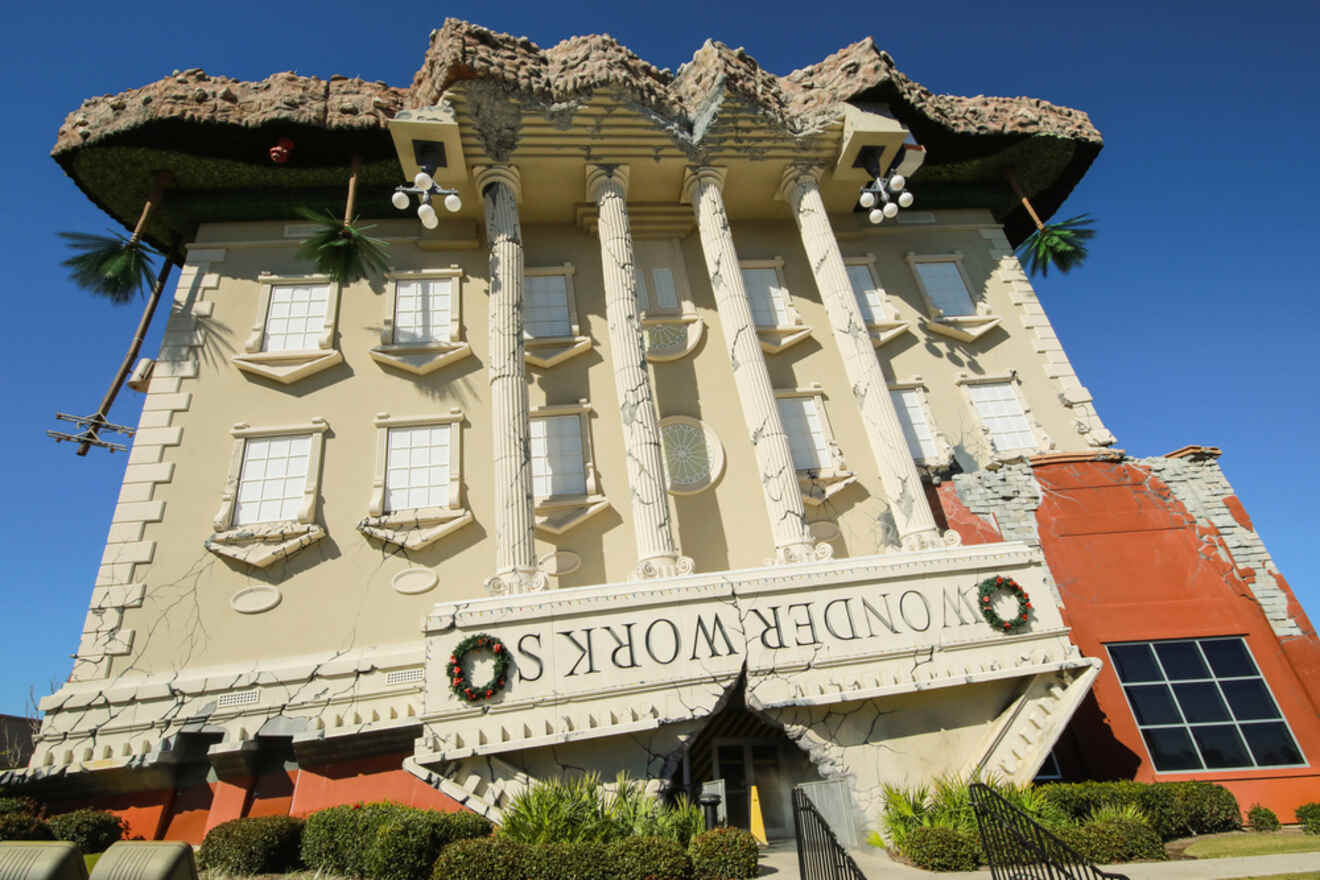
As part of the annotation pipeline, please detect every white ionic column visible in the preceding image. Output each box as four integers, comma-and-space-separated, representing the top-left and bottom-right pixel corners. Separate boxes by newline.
477, 166, 547, 595
588, 165, 693, 579
683, 166, 825, 564
780, 165, 949, 551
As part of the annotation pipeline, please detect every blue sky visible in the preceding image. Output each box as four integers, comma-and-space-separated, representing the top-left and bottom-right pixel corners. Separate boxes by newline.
1, 0, 1316, 716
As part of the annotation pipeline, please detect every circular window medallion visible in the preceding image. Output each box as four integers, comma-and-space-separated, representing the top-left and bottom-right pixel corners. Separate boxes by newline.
659, 416, 724, 495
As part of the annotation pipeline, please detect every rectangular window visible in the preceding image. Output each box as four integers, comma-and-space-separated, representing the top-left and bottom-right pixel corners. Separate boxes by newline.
1108, 637, 1305, 772
740, 267, 792, 328
234, 435, 312, 525
846, 264, 886, 325
913, 262, 974, 317
384, 425, 451, 512
890, 388, 939, 462
530, 415, 587, 498
967, 382, 1035, 452
635, 266, 681, 314
524, 274, 573, 338
263, 283, 331, 352
393, 278, 453, 344
776, 397, 831, 472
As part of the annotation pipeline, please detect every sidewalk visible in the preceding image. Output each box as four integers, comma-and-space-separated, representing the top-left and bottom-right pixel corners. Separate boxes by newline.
759, 839, 1320, 878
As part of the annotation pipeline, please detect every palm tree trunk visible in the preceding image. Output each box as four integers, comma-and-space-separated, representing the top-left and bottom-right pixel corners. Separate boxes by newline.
77, 257, 177, 456
344, 154, 361, 224
1002, 167, 1044, 230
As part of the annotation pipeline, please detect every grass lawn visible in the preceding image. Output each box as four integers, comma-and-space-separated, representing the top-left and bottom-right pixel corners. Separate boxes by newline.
1226, 874, 1320, 880
1182, 829, 1320, 860
83, 853, 100, 873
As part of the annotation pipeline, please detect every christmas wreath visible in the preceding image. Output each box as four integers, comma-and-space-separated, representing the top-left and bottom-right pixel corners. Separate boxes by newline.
448, 633, 510, 703
978, 575, 1032, 633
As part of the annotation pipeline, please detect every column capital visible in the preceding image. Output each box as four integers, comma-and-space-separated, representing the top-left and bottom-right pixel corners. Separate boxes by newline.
585, 163, 630, 201
680, 166, 728, 204
776, 163, 824, 201
473, 164, 522, 203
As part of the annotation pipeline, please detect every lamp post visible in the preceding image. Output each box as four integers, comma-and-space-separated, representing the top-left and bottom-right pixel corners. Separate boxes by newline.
857, 150, 916, 224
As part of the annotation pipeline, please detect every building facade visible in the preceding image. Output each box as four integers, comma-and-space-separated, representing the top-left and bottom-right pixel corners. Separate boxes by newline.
8, 20, 1317, 842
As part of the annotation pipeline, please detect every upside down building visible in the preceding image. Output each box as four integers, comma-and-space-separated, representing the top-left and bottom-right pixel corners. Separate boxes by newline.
11, 20, 1319, 842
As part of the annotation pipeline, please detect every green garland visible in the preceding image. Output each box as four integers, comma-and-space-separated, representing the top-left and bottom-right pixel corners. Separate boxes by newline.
448, 633, 510, 703
978, 575, 1032, 632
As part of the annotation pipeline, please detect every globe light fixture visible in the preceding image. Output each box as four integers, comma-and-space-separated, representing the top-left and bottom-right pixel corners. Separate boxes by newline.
393, 165, 463, 227
857, 171, 917, 225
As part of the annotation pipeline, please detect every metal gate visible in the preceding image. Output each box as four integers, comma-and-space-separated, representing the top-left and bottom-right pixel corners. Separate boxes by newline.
969, 782, 1129, 880
791, 787, 867, 880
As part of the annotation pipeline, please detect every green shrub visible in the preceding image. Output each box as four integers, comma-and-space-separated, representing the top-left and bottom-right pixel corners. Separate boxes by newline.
1132, 783, 1187, 840
1247, 803, 1280, 832
688, 827, 758, 880
367, 809, 490, 880
1168, 781, 1240, 834
0, 796, 42, 817
445, 810, 494, 842
501, 775, 618, 845
1303, 817, 1320, 836
523, 841, 617, 880
198, 815, 303, 875
0, 813, 54, 842
302, 802, 407, 876
902, 825, 980, 871
610, 836, 693, 880
1295, 801, 1320, 828
432, 836, 530, 880
1038, 782, 1145, 825
48, 809, 126, 854
1065, 817, 1164, 864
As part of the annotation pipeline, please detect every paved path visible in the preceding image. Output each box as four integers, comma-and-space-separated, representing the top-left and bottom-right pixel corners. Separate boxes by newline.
758, 840, 1320, 878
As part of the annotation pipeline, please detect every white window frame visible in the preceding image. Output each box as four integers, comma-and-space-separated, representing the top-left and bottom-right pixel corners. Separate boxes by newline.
529, 400, 610, 534
207, 419, 330, 568
232, 274, 344, 384
636, 239, 704, 362
739, 257, 812, 354
905, 252, 1001, 344
888, 377, 953, 467
843, 254, 911, 348
1107, 636, 1307, 774
957, 374, 1051, 460
357, 410, 473, 550
773, 384, 855, 505
524, 263, 592, 368
369, 267, 473, 375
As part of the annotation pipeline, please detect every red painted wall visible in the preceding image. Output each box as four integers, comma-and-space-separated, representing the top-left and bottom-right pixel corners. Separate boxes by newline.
289, 753, 464, 816
1011, 459, 1320, 821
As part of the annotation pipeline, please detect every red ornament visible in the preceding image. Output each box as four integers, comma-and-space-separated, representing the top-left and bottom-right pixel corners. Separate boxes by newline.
452, 678, 462, 686
449, 655, 457, 664
1003, 622, 1011, 629
494, 643, 503, 653
497, 679, 505, 687
268, 136, 294, 164
485, 690, 493, 697
996, 576, 1003, 584
982, 596, 990, 604
1026, 603, 1032, 609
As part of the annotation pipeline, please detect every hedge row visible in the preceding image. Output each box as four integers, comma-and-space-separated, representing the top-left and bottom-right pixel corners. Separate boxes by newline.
1298, 801, 1320, 835
300, 802, 493, 879
1037, 780, 1241, 839
0, 807, 126, 854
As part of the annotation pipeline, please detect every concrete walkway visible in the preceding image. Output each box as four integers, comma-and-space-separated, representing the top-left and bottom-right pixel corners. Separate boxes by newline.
758, 840, 1320, 878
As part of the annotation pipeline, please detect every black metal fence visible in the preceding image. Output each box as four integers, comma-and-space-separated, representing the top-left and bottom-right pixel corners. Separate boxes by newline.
791, 787, 868, 880
969, 782, 1129, 880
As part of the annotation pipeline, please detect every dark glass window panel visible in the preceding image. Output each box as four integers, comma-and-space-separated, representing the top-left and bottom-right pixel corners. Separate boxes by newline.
1155, 641, 1209, 680
1241, 723, 1304, 766
1142, 727, 1202, 771
1173, 682, 1231, 723
1191, 725, 1252, 769
1221, 679, 1281, 721
1126, 685, 1182, 725
1110, 644, 1161, 682
1200, 638, 1257, 678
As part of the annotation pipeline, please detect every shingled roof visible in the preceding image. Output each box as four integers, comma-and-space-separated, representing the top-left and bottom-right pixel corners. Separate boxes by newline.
52, 18, 1101, 251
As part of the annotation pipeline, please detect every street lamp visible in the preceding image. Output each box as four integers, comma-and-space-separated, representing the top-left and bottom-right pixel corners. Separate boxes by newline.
392, 166, 462, 230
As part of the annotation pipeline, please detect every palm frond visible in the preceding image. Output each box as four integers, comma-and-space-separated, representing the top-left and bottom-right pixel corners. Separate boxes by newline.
59, 232, 161, 304
1016, 213, 1096, 278
294, 207, 390, 284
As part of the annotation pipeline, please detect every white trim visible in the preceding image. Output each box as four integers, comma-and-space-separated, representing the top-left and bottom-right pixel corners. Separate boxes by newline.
528, 400, 610, 534
773, 384, 855, 505
739, 257, 812, 354
523, 263, 592, 367
956, 374, 1052, 460
232, 274, 344, 384
905, 252, 1001, 343
370, 267, 474, 376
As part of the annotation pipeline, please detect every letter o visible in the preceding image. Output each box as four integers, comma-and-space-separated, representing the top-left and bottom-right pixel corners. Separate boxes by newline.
645, 619, 681, 664
899, 590, 931, 632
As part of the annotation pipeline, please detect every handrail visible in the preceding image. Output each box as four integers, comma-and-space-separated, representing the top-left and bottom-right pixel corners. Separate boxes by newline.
791, 787, 867, 880
969, 782, 1129, 880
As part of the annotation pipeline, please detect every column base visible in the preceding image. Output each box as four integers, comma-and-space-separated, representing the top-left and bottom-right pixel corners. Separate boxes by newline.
483, 568, 550, 596
633, 554, 695, 580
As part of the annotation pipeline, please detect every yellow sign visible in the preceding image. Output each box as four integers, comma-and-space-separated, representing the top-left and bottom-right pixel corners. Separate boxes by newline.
748, 784, 768, 844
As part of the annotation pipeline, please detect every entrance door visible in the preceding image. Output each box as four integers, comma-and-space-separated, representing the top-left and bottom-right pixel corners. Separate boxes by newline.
713, 740, 793, 838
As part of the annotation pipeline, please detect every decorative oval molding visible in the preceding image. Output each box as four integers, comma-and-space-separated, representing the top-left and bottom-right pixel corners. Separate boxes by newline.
392, 568, 439, 595
230, 585, 282, 614
539, 550, 581, 577
658, 416, 724, 496
809, 521, 841, 542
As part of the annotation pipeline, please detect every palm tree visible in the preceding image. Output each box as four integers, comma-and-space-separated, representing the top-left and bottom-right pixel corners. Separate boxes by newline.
296, 154, 389, 284
1003, 168, 1095, 278
54, 172, 180, 455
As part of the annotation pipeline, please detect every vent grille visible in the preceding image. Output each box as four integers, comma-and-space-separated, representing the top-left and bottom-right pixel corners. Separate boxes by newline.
386, 668, 424, 685
283, 223, 320, 238
218, 690, 259, 708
